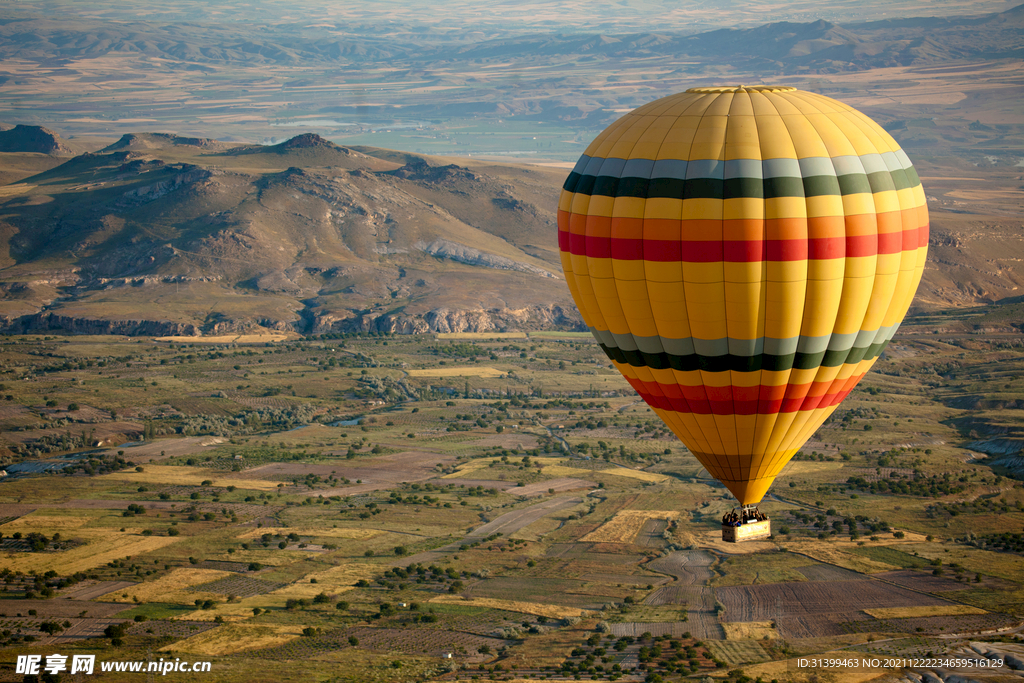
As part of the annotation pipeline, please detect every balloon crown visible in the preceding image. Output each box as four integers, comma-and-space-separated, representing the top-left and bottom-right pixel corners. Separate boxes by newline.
686, 85, 797, 93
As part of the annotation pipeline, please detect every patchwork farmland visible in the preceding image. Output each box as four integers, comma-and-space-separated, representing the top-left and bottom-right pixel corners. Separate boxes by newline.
0, 325, 1020, 683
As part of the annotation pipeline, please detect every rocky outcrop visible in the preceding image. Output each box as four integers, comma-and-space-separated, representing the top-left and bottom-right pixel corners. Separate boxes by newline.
307, 304, 584, 335
200, 316, 296, 335
947, 395, 1024, 410
966, 439, 1024, 456
0, 313, 200, 336
227, 133, 354, 156
970, 641, 1024, 670
0, 297, 584, 336
277, 133, 343, 151
117, 165, 215, 207
95, 275, 221, 289
254, 270, 304, 294
416, 239, 559, 279
102, 133, 221, 151
0, 124, 74, 155
992, 454, 1024, 476
387, 157, 478, 183
0, 290, 585, 337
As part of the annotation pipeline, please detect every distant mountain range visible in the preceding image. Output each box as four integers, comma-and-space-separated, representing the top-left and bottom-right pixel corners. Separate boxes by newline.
1, 4, 1020, 73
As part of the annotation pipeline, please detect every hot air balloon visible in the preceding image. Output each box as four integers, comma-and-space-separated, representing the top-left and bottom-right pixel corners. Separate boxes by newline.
558, 86, 928, 540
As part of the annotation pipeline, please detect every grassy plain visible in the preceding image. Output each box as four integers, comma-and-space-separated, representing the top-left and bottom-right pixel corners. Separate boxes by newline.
168, 623, 302, 656
580, 510, 678, 543
864, 605, 986, 619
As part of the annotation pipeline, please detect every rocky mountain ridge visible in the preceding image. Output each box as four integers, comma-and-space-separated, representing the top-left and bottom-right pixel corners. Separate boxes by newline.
0, 134, 579, 335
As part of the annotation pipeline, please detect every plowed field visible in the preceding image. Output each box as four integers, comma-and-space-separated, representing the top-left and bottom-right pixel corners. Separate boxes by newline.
0, 599, 126, 618
886, 613, 1021, 635
643, 550, 723, 639
634, 519, 668, 547
57, 580, 138, 601
647, 550, 716, 585
795, 565, 869, 582
716, 579, 955, 639
645, 585, 713, 609
513, 477, 594, 497
469, 577, 605, 608
544, 544, 643, 565
400, 495, 583, 565
718, 580, 951, 622
874, 569, 973, 592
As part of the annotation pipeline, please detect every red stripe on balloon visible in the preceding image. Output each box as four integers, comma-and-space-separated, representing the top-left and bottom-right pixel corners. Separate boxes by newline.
630, 376, 864, 416
559, 227, 920, 262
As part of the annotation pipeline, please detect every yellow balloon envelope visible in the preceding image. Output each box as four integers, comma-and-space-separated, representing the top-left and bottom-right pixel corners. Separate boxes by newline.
558, 86, 928, 504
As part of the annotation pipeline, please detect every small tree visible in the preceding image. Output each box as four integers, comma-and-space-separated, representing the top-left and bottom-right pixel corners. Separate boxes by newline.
39, 621, 64, 635
104, 621, 130, 646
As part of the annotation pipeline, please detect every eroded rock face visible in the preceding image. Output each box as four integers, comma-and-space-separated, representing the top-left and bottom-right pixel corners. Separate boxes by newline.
307, 304, 583, 335
0, 313, 200, 336
0, 303, 583, 337
967, 439, 1024, 457
416, 239, 559, 279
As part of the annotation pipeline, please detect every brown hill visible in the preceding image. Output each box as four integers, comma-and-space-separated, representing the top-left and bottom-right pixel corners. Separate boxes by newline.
0, 135, 576, 336
101, 133, 226, 152
0, 124, 74, 155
